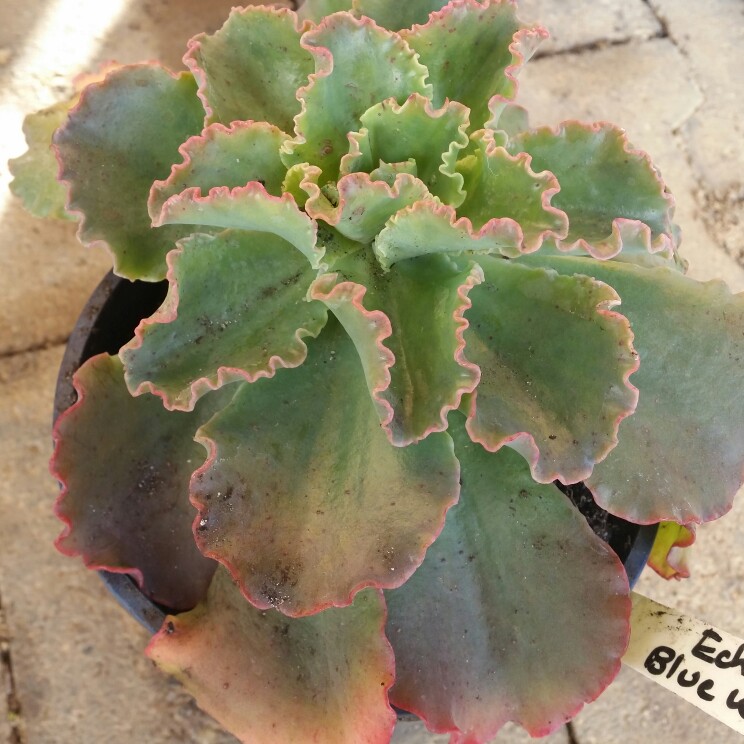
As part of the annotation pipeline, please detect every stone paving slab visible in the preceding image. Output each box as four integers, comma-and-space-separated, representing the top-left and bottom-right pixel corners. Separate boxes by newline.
518, 0, 661, 55
648, 0, 744, 266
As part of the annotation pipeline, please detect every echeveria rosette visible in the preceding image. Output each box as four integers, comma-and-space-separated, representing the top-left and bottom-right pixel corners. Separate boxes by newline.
18, 0, 744, 742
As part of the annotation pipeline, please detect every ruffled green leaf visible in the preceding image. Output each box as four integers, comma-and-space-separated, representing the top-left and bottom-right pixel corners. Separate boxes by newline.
401, 0, 546, 128
53, 65, 205, 280
354, 0, 451, 31
148, 570, 396, 744
305, 172, 432, 243
149, 121, 289, 220
386, 422, 630, 741
283, 13, 431, 180
190, 319, 459, 616
520, 255, 744, 523
311, 252, 482, 445
121, 230, 327, 411
508, 122, 676, 259
184, 6, 313, 132
340, 94, 470, 205
153, 182, 324, 269
51, 354, 234, 610
9, 100, 75, 220
456, 130, 568, 252
374, 200, 521, 270
463, 255, 638, 484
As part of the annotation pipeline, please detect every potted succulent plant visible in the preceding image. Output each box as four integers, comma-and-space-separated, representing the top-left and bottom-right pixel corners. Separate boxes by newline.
9, 0, 744, 741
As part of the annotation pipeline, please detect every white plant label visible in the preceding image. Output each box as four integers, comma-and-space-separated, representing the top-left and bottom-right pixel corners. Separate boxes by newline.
624, 592, 744, 735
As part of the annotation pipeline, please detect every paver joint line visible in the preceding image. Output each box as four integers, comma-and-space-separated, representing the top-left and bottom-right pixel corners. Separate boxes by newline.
642, 0, 672, 41
0, 586, 25, 744
565, 720, 581, 744
0, 335, 70, 361
534, 30, 666, 60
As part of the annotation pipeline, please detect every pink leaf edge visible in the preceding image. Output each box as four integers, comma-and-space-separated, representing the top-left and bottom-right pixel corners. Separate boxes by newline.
308, 275, 397, 438
472, 128, 570, 253
522, 120, 677, 260
151, 181, 324, 269
147, 119, 288, 220
393, 523, 631, 741
50, 353, 147, 588
309, 266, 483, 447
286, 10, 429, 166
144, 586, 398, 744
401, 0, 549, 106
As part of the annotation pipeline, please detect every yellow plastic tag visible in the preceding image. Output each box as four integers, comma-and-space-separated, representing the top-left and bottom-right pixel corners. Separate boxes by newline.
624, 592, 744, 736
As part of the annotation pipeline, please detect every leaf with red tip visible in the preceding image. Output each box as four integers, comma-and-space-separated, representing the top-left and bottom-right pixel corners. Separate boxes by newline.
305, 172, 432, 243
386, 421, 630, 741
648, 522, 695, 580
520, 255, 744, 523
149, 121, 290, 220
456, 130, 568, 252
463, 255, 638, 485
310, 252, 482, 445
400, 0, 546, 128
354, 0, 451, 31
51, 354, 235, 610
184, 6, 313, 132
283, 13, 431, 180
121, 230, 328, 411
340, 94, 470, 205
154, 182, 324, 269
9, 100, 76, 220
191, 319, 459, 616
374, 199, 521, 270
53, 65, 206, 280
508, 122, 676, 259
148, 570, 396, 744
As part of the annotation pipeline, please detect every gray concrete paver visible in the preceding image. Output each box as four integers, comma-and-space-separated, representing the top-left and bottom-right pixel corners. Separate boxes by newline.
647, 0, 744, 187
648, 0, 744, 265
518, 0, 661, 55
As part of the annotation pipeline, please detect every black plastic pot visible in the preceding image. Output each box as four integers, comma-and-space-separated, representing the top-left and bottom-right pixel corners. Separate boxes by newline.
54, 272, 658, 635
